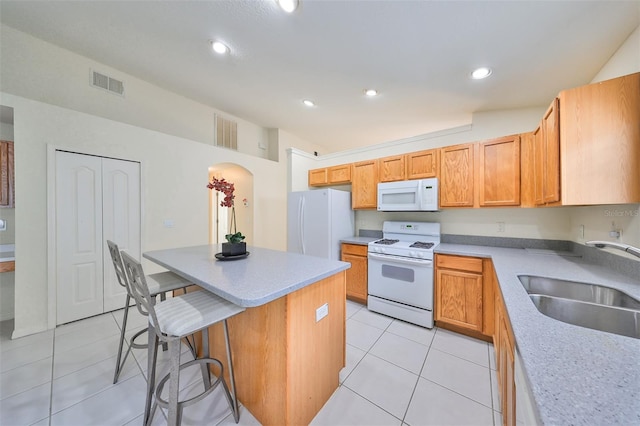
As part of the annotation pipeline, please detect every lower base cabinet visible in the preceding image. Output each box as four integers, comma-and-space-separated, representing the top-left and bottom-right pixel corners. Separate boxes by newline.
436, 254, 517, 425
341, 243, 368, 304
495, 277, 516, 426
434, 254, 494, 339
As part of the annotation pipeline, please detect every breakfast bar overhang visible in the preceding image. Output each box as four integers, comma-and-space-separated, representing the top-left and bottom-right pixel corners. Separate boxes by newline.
144, 244, 350, 425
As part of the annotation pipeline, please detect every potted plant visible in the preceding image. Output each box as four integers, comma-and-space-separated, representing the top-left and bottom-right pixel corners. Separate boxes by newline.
207, 177, 246, 256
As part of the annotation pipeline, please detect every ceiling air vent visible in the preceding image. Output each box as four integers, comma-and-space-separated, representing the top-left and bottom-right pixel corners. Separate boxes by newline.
214, 114, 238, 150
91, 70, 125, 96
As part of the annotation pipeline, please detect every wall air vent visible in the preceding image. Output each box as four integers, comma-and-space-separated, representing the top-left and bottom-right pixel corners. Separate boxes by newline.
214, 114, 238, 151
91, 70, 125, 96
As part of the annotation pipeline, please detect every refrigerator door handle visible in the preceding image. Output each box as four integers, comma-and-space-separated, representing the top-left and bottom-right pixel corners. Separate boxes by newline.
300, 196, 306, 254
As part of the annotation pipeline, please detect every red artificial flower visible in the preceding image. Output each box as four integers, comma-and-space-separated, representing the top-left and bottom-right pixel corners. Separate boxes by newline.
207, 177, 235, 208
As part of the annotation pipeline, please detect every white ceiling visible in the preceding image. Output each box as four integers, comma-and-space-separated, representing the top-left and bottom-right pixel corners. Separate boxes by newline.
1, 1, 638, 154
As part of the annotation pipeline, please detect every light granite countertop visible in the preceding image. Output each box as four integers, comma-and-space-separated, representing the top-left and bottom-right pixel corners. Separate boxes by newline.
340, 236, 378, 245
435, 243, 640, 425
144, 244, 350, 308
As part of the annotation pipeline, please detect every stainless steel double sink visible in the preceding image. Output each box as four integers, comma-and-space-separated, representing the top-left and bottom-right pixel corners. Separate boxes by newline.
518, 275, 640, 339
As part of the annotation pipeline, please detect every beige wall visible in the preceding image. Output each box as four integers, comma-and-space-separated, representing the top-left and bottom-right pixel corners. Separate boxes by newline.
4, 92, 289, 337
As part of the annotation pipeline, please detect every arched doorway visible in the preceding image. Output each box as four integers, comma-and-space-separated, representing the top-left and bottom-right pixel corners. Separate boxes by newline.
208, 163, 254, 244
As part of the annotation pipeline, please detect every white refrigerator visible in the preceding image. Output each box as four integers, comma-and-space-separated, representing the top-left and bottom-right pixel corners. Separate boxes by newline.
287, 189, 354, 261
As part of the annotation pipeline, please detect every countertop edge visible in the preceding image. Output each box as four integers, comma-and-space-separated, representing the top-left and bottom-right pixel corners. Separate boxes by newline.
144, 245, 350, 308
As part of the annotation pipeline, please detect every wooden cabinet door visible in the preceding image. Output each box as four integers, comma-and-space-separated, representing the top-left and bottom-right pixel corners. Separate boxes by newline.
560, 72, 640, 205
542, 99, 560, 204
495, 283, 516, 426
351, 160, 379, 209
379, 155, 405, 182
478, 135, 521, 206
407, 149, 438, 179
328, 164, 351, 184
440, 143, 475, 207
500, 315, 516, 426
341, 244, 368, 304
519, 131, 536, 208
435, 268, 483, 332
532, 125, 545, 206
0, 141, 14, 208
308, 168, 328, 186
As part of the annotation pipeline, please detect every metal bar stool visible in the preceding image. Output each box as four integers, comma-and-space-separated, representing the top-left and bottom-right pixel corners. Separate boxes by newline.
120, 251, 245, 426
107, 240, 196, 384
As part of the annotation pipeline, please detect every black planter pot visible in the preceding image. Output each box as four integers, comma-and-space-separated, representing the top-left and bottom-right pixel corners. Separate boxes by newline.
222, 242, 247, 256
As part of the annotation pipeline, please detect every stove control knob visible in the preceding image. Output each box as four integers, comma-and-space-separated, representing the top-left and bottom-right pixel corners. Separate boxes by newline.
417, 252, 425, 259
409, 251, 416, 257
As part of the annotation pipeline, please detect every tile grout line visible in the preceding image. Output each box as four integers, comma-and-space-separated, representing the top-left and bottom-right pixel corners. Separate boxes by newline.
399, 325, 438, 425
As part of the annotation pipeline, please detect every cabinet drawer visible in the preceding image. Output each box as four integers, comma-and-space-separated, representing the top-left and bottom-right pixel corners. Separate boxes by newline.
436, 254, 483, 273
341, 243, 368, 257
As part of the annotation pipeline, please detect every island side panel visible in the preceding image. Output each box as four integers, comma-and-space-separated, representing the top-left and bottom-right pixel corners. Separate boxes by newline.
205, 271, 346, 426
207, 296, 288, 425
286, 270, 346, 425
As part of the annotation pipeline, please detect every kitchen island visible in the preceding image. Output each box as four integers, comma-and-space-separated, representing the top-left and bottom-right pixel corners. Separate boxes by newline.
144, 244, 350, 426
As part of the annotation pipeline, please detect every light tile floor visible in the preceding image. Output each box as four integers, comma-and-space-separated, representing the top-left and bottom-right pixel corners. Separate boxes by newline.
1, 300, 501, 426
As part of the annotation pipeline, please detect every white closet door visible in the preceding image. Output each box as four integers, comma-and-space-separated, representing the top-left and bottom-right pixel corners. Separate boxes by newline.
56, 152, 104, 324
102, 158, 141, 312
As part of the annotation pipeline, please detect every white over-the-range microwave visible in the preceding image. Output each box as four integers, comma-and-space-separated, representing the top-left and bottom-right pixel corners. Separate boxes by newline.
377, 178, 439, 211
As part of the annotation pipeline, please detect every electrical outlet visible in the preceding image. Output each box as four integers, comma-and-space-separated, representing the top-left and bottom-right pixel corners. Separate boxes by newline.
163, 219, 175, 228
579, 224, 585, 239
497, 222, 505, 233
315, 303, 329, 322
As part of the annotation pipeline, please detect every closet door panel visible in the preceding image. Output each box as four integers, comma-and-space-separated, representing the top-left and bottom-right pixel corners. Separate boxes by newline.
102, 158, 141, 312
56, 151, 104, 324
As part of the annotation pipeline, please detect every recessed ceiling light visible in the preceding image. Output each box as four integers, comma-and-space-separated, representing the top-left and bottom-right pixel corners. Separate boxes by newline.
302, 99, 315, 107
211, 40, 229, 55
364, 89, 378, 97
277, 0, 299, 13
471, 67, 492, 79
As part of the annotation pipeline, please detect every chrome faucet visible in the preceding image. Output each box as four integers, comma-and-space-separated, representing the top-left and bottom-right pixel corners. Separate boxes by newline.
585, 241, 640, 259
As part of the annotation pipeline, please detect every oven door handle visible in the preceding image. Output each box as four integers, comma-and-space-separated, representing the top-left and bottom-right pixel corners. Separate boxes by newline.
368, 252, 433, 267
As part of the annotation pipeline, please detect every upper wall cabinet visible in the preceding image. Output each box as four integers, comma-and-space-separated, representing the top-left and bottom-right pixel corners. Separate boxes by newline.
308, 163, 352, 187
327, 164, 351, 184
478, 135, 521, 207
440, 143, 475, 207
351, 159, 379, 209
519, 131, 536, 208
560, 72, 640, 205
0, 141, 14, 208
406, 149, 438, 180
379, 155, 406, 182
531, 99, 560, 206
308, 168, 328, 186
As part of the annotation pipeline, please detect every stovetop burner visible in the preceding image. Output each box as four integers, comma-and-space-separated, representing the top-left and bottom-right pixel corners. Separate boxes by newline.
409, 241, 435, 249
374, 239, 399, 245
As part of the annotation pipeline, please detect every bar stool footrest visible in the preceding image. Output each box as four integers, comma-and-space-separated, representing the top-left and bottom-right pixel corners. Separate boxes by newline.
154, 357, 229, 410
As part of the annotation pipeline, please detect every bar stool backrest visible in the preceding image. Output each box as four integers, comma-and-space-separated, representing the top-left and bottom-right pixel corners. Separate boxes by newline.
106, 240, 131, 294
120, 251, 162, 338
